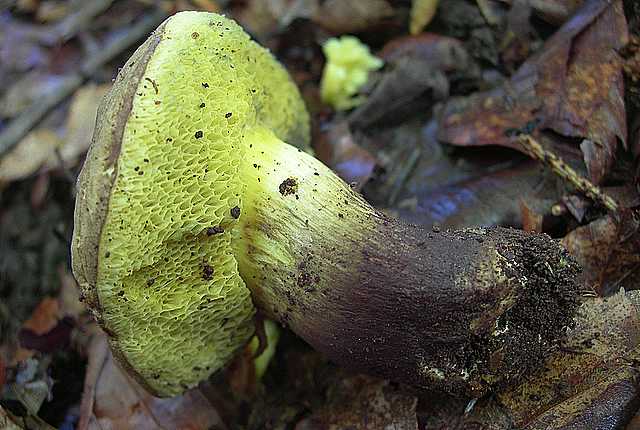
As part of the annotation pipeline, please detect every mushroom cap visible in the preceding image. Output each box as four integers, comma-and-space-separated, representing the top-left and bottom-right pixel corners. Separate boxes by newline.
71, 11, 310, 396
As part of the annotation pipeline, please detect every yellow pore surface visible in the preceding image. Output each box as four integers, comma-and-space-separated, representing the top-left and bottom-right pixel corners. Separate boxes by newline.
97, 12, 309, 395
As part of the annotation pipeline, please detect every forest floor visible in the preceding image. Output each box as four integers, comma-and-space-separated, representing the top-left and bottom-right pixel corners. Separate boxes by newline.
1, 0, 640, 429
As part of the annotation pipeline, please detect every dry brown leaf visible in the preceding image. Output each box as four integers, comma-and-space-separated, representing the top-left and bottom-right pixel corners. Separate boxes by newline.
35, 0, 69, 23
312, 0, 394, 34
15, 0, 40, 13
0, 406, 23, 430
379, 33, 470, 72
438, 0, 628, 184
394, 159, 552, 229
349, 56, 449, 129
351, 34, 474, 130
519, 199, 543, 232
315, 121, 377, 189
21, 298, 60, 337
524, 0, 584, 25
0, 72, 69, 118
81, 334, 224, 430
236, 0, 318, 40
56, 265, 85, 319
498, 290, 640, 428
562, 212, 640, 295
0, 130, 62, 183
48, 83, 110, 169
190, 0, 221, 12
0, 83, 109, 183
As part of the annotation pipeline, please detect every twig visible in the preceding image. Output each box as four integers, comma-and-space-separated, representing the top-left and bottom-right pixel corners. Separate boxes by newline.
0, 8, 168, 158
77, 334, 109, 430
52, 0, 115, 42
516, 134, 620, 212
476, 0, 500, 25
388, 146, 421, 206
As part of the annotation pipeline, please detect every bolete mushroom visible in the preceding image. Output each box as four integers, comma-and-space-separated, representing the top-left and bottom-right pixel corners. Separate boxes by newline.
72, 11, 580, 398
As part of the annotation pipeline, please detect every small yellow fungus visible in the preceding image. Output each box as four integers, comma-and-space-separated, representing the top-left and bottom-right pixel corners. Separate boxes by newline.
249, 320, 280, 380
319, 36, 383, 111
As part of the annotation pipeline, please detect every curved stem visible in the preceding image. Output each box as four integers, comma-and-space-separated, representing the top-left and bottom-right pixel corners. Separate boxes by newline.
235, 127, 580, 396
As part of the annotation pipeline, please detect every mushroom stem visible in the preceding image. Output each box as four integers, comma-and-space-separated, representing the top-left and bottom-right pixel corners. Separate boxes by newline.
234, 127, 580, 396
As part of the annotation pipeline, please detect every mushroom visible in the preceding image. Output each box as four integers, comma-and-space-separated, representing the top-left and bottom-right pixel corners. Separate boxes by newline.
71, 11, 581, 398
320, 35, 383, 110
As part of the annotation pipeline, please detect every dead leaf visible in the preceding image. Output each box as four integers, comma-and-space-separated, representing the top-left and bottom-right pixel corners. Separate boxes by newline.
0, 83, 109, 183
0, 72, 70, 118
30, 172, 50, 209
498, 0, 585, 25
296, 375, 418, 430
379, 33, 471, 72
476, 0, 502, 26
312, 0, 394, 34
57, 265, 85, 319
15, 268, 82, 358
0, 406, 23, 430
438, 0, 628, 184
395, 160, 551, 229
47, 83, 110, 169
21, 298, 60, 336
522, 367, 639, 429
190, 0, 221, 12
520, 199, 543, 232
4, 357, 54, 419
498, 290, 640, 429
19, 318, 74, 355
410, 0, 439, 35
15, 0, 39, 14
0, 129, 62, 183
350, 33, 476, 130
417, 393, 512, 429
315, 121, 378, 189
35, 1, 70, 23
0, 17, 53, 77
562, 211, 640, 295
529, 0, 584, 25
236, 0, 318, 41
81, 334, 224, 430
349, 58, 448, 130
225, 345, 258, 399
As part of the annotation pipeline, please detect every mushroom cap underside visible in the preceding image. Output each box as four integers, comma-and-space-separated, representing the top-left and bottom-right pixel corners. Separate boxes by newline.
71, 11, 310, 396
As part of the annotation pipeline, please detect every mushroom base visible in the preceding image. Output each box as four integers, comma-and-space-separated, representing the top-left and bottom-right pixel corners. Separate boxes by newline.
235, 128, 581, 396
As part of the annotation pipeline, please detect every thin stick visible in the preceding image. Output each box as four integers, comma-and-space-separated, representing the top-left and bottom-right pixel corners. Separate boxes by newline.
77, 334, 109, 430
0, 8, 168, 157
52, 0, 115, 42
516, 134, 619, 212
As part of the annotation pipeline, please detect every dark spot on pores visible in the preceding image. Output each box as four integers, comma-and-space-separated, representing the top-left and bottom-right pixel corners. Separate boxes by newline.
202, 264, 214, 280
206, 226, 225, 235
230, 206, 241, 219
279, 177, 298, 196
144, 77, 159, 94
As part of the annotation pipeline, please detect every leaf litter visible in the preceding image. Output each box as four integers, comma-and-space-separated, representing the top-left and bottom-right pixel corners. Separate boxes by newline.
1, 0, 640, 428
